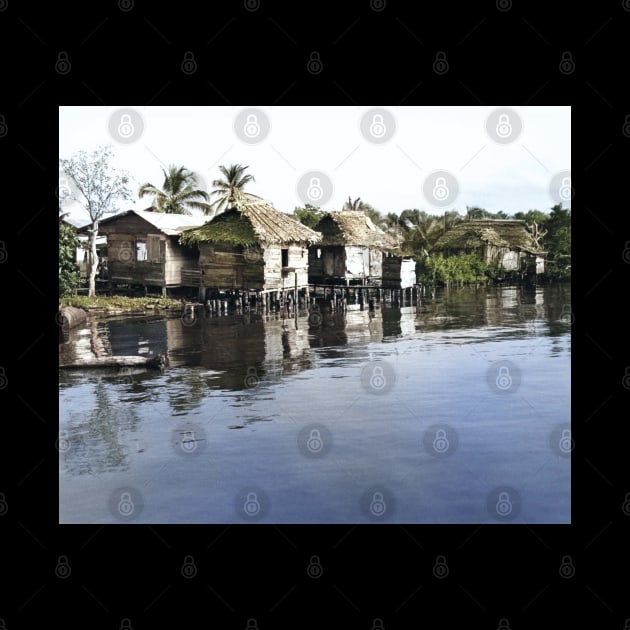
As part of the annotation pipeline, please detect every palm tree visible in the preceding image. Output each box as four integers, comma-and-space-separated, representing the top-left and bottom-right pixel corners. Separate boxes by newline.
342, 196, 384, 228
343, 196, 364, 212
209, 164, 255, 216
138, 165, 211, 215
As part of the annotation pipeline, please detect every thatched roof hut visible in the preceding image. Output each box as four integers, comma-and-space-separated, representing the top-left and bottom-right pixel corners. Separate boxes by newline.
313, 211, 396, 248
432, 219, 545, 273
180, 192, 321, 293
433, 220, 543, 254
309, 211, 411, 286
181, 192, 321, 247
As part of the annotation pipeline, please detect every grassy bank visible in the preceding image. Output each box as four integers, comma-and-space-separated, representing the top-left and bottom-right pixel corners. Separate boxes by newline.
60, 295, 183, 314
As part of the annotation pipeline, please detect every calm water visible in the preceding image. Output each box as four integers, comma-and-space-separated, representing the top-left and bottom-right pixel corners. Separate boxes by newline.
59, 284, 571, 524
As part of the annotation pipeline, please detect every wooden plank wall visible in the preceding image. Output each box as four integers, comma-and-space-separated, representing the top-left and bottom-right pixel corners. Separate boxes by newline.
165, 236, 198, 285
199, 242, 264, 289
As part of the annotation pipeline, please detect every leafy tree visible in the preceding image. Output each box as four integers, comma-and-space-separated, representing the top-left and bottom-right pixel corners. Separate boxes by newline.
291, 205, 324, 228
419, 253, 497, 285
466, 206, 490, 221
544, 204, 571, 274
138, 165, 211, 215
60, 146, 132, 297
513, 210, 548, 225
59, 209, 80, 296
209, 164, 255, 216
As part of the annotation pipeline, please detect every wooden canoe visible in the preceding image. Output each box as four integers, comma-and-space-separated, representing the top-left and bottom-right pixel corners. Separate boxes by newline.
59, 353, 168, 369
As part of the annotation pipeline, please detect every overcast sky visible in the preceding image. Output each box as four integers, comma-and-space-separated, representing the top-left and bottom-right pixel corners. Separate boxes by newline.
59, 106, 570, 224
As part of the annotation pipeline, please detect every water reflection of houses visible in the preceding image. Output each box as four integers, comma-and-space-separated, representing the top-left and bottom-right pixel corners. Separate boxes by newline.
164, 312, 313, 391
308, 306, 384, 354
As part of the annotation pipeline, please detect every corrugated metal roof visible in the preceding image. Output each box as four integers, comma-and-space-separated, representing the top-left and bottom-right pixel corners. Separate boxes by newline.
79, 209, 205, 235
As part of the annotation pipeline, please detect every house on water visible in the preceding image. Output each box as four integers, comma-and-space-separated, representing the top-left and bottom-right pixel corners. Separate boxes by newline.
78, 209, 205, 295
432, 219, 546, 276
308, 211, 416, 288
179, 192, 321, 299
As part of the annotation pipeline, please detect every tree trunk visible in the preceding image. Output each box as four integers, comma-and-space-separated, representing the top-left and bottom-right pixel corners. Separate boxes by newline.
87, 221, 99, 297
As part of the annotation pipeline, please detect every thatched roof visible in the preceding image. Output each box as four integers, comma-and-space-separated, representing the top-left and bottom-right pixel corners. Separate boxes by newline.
433, 220, 544, 254
313, 211, 396, 248
180, 192, 321, 247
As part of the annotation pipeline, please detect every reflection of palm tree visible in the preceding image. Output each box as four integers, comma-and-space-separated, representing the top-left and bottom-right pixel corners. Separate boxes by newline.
139, 165, 211, 215
209, 164, 255, 216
